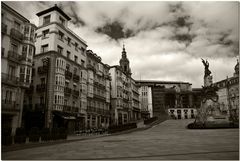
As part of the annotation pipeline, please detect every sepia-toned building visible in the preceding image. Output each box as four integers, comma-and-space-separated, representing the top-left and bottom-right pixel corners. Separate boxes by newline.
85, 50, 111, 129
213, 60, 239, 119
109, 46, 141, 125
136, 80, 202, 119
24, 4, 88, 133
1, 2, 36, 135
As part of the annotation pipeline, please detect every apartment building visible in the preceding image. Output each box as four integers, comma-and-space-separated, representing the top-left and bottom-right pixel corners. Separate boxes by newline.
1, 2, 36, 135
136, 80, 202, 119
213, 60, 239, 119
85, 50, 111, 128
24, 4, 88, 133
110, 46, 141, 125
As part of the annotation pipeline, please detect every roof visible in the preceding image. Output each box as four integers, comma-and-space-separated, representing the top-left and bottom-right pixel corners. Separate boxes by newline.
135, 80, 192, 85
36, 4, 71, 21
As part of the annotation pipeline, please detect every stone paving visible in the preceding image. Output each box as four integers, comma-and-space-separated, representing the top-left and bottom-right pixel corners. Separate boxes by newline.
2, 119, 239, 160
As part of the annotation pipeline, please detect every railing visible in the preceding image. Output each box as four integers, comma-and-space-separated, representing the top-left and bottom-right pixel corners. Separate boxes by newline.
25, 85, 34, 94
73, 74, 80, 82
63, 105, 72, 113
8, 50, 21, 62
93, 94, 106, 100
23, 36, 34, 43
73, 90, 79, 97
86, 64, 95, 71
35, 103, 45, 112
65, 70, 72, 80
2, 100, 20, 111
38, 66, 48, 75
1, 73, 20, 85
64, 87, 72, 96
10, 28, 23, 41
2, 23, 7, 34
36, 84, 46, 92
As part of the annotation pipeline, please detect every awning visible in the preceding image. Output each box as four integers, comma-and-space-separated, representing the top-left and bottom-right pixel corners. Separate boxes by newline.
53, 111, 76, 120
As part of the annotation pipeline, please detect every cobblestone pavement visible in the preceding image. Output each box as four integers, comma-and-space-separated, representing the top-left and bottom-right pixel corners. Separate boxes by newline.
2, 119, 239, 160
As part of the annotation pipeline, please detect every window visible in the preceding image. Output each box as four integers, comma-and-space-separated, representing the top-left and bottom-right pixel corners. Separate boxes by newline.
67, 37, 71, 46
67, 51, 71, 58
41, 44, 48, 53
43, 15, 51, 25
11, 43, 18, 53
42, 29, 49, 38
74, 55, 78, 62
75, 42, 78, 51
74, 67, 77, 74
14, 21, 20, 31
58, 31, 64, 40
24, 26, 29, 36
8, 65, 16, 77
59, 16, 65, 25
66, 64, 70, 71
2, 48, 5, 57
81, 60, 85, 66
57, 45, 63, 54
41, 77, 46, 84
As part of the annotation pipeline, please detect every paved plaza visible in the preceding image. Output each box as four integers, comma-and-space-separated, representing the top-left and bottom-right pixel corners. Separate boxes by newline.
2, 119, 239, 160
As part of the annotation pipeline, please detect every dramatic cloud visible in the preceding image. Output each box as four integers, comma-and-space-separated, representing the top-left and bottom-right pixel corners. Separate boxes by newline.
4, 1, 239, 88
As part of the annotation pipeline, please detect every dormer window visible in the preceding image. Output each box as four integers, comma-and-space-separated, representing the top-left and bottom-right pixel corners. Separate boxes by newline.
59, 16, 65, 25
58, 30, 64, 40
43, 15, 51, 25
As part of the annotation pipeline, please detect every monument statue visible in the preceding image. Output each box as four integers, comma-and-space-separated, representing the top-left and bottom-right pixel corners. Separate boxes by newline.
194, 59, 229, 127
201, 58, 211, 78
201, 58, 213, 87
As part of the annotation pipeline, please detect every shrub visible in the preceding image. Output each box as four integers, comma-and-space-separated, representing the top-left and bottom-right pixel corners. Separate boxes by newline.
14, 128, 26, 144
144, 117, 158, 125
40, 128, 51, 141
108, 123, 137, 133
29, 127, 40, 142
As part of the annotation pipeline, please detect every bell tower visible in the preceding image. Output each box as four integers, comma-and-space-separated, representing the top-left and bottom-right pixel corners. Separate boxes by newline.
119, 44, 132, 76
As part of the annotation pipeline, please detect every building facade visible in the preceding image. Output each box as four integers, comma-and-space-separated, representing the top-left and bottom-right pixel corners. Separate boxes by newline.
109, 46, 141, 125
1, 3, 36, 135
24, 5, 89, 133
213, 60, 239, 120
86, 50, 111, 129
136, 80, 202, 119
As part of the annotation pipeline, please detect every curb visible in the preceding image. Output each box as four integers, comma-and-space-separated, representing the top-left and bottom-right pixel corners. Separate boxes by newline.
2, 118, 167, 152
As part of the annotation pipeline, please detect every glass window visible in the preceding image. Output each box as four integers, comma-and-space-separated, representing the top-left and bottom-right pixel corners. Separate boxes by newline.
59, 16, 65, 25
41, 44, 48, 53
75, 43, 78, 51
67, 51, 71, 58
57, 45, 63, 54
74, 55, 78, 62
42, 29, 49, 38
67, 37, 71, 46
43, 15, 51, 25
14, 21, 20, 31
58, 30, 64, 40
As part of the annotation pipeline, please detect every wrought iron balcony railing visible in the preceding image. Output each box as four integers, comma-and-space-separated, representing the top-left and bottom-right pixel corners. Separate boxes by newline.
10, 28, 23, 41
36, 84, 46, 92
73, 90, 79, 97
64, 87, 72, 96
38, 66, 48, 75
73, 74, 80, 82
8, 50, 22, 63
65, 70, 72, 80
2, 100, 20, 112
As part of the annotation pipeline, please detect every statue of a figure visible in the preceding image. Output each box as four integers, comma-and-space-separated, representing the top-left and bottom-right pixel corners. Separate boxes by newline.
201, 58, 211, 77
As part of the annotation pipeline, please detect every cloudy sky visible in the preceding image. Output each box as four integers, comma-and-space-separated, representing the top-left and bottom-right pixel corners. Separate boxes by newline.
4, 1, 239, 88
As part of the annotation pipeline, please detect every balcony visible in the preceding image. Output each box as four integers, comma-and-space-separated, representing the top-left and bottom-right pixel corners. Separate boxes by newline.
10, 28, 23, 42
65, 70, 72, 80
93, 94, 106, 101
38, 66, 48, 75
35, 103, 45, 112
8, 50, 21, 63
73, 74, 80, 82
23, 36, 34, 43
64, 87, 72, 96
1, 73, 20, 86
73, 90, 79, 97
36, 84, 46, 93
86, 64, 95, 71
2, 23, 7, 34
2, 100, 20, 112
25, 85, 34, 94
63, 105, 72, 113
